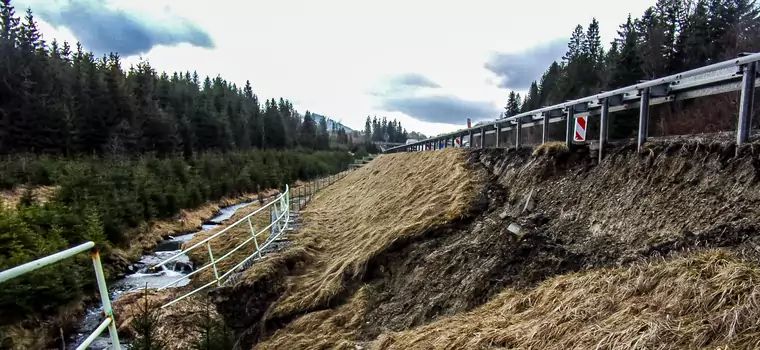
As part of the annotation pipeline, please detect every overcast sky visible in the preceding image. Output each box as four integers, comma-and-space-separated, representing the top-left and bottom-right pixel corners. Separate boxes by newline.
20, 0, 655, 135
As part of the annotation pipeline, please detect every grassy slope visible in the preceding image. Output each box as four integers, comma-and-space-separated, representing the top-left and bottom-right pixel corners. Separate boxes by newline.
248, 149, 482, 348
374, 250, 760, 349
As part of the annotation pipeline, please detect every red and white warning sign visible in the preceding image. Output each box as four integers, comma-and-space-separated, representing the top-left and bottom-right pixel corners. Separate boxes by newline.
574, 114, 588, 142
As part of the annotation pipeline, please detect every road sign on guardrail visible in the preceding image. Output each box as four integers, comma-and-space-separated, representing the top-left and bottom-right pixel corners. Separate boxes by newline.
574, 114, 587, 142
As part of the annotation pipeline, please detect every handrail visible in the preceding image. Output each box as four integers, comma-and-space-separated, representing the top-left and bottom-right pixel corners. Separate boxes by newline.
154, 170, 354, 309
153, 190, 283, 269
387, 52, 760, 154
0, 242, 121, 350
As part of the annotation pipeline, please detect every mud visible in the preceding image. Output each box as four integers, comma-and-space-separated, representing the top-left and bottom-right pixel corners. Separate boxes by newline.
217, 139, 760, 349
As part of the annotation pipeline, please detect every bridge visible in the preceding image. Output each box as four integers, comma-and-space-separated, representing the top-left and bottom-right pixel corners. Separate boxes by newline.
385, 53, 760, 157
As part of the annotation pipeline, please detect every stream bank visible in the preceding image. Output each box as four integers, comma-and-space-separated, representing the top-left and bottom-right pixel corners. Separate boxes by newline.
67, 200, 259, 349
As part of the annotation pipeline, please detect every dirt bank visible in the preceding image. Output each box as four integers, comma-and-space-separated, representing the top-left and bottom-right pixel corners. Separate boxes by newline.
214, 139, 760, 349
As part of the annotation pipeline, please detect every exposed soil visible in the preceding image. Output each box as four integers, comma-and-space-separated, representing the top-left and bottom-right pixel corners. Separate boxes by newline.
355, 140, 760, 342
215, 139, 760, 349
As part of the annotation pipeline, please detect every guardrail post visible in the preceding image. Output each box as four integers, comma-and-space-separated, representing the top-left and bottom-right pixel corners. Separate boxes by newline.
495, 124, 500, 147
515, 118, 522, 147
599, 97, 610, 162
638, 87, 651, 151
206, 243, 221, 286
91, 247, 121, 350
542, 113, 549, 144
479, 127, 485, 148
737, 62, 757, 146
468, 129, 473, 148
565, 106, 575, 148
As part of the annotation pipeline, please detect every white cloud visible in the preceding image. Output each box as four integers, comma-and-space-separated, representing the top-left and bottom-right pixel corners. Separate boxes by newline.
26, 0, 655, 136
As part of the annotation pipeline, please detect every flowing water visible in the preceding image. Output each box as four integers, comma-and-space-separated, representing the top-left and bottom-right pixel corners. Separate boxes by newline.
68, 201, 258, 349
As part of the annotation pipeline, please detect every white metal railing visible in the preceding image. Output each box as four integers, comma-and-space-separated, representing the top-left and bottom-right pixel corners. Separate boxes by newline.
153, 185, 291, 309
153, 170, 352, 309
388, 52, 760, 155
0, 242, 121, 350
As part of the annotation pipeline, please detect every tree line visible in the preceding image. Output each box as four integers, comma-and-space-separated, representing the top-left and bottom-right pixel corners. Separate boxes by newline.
363, 116, 426, 143
503, 0, 760, 140
0, 0, 350, 157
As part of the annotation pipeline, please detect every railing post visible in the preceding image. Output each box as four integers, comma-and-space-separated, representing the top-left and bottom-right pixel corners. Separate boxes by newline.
515, 118, 522, 148
206, 243, 221, 286
480, 127, 485, 148
90, 247, 121, 350
495, 124, 500, 147
638, 87, 651, 151
565, 106, 575, 149
599, 97, 610, 162
542, 113, 549, 144
737, 62, 757, 146
248, 217, 263, 258
468, 129, 473, 148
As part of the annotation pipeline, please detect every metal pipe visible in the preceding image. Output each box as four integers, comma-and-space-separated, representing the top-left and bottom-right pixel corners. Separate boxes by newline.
737, 62, 757, 145
565, 107, 574, 148
599, 98, 610, 162
542, 114, 549, 144
248, 217, 263, 258
91, 248, 121, 349
75, 318, 112, 350
638, 87, 651, 151
495, 124, 500, 147
515, 118, 522, 147
0, 241, 95, 283
207, 243, 220, 286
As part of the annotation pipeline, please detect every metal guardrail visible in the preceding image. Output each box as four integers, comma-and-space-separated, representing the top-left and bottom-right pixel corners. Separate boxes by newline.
386, 52, 760, 158
0, 242, 121, 350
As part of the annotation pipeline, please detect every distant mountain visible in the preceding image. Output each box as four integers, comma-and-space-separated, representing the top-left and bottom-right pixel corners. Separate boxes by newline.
311, 113, 354, 132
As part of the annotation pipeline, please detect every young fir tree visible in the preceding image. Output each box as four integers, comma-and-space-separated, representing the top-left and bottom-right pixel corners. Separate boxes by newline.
190, 298, 234, 350
130, 287, 168, 350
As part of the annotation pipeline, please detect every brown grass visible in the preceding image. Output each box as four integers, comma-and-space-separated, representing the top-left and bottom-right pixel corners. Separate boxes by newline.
532, 141, 568, 157
373, 249, 760, 350
0, 185, 59, 209
112, 286, 219, 350
255, 286, 372, 350
266, 148, 482, 322
183, 201, 273, 285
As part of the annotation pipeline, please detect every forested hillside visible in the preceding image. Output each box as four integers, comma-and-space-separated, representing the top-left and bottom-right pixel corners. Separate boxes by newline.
0, 0, 356, 342
503, 0, 759, 140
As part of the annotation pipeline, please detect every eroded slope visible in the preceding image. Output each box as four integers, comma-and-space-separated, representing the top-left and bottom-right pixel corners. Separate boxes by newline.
212, 149, 483, 348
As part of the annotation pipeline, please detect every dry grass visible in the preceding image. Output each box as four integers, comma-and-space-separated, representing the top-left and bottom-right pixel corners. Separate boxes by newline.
373, 249, 760, 350
532, 141, 568, 157
266, 148, 482, 321
112, 286, 219, 350
0, 185, 59, 209
255, 286, 372, 350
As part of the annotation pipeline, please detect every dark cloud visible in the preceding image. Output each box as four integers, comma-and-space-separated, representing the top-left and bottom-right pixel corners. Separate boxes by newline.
35, 0, 214, 56
380, 95, 498, 125
484, 39, 566, 90
389, 73, 441, 88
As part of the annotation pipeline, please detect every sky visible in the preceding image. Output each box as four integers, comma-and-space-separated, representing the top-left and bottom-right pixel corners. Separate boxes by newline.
18, 0, 656, 136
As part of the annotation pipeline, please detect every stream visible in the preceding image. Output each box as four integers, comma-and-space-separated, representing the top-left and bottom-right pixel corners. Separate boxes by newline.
68, 200, 258, 349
